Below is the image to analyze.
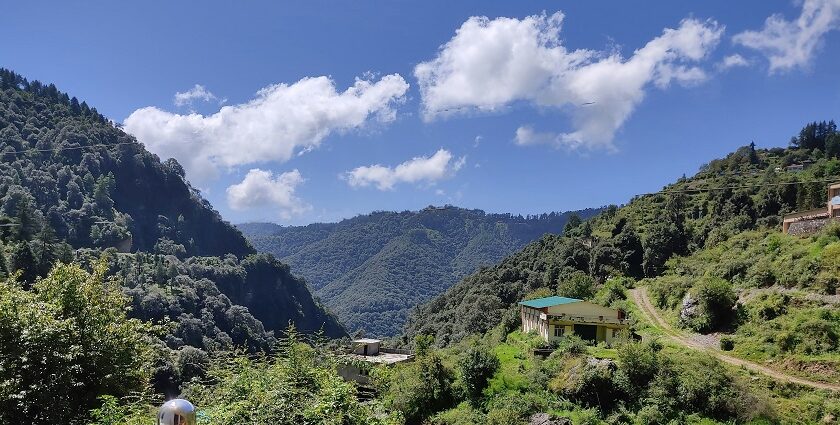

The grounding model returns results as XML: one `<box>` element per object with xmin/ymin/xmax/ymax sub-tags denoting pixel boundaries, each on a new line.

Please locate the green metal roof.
<box><xmin>518</xmin><ymin>296</ymin><xmax>582</xmax><ymax>308</ymax></box>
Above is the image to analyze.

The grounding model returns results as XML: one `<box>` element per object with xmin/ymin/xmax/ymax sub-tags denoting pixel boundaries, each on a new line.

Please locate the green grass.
<box><xmin>586</xmin><ymin>346</ymin><xmax>617</xmax><ymax>360</ymax></box>
<box><xmin>485</xmin><ymin>333</ymin><xmax>534</xmax><ymax>395</ymax></box>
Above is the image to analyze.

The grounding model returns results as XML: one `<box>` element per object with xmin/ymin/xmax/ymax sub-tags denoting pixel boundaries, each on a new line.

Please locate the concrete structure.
<box><xmin>828</xmin><ymin>183</ymin><xmax>840</xmax><ymax>218</ymax></box>
<box><xmin>338</xmin><ymin>339</ymin><xmax>414</xmax><ymax>385</ymax></box>
<box><xmin>782</xmin><ymin>182</ymin><xmax>840</xmax><ymax>234</ymax></box>
<box><xmin>520</xmin><ymin>296</ymin><xmax>629</xmax><ymax>345</ymax></box>
<box><xmin>351</xmin><ymin>338</ymin><xmax>381</xmax><ymax>356</ymax></box>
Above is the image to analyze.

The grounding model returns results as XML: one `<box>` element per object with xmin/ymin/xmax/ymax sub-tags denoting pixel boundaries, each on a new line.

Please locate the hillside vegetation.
<box><xmin>240</xmin><ymin>207</ymin><xmax>599</xmax><ymax>336</ymax></box>
<box><xmin>0</xmin><ymin>68</ymin><xmax>345</xmax><ymax>420</ymax></box>
<box><xmin>392</xmin><ymin>123</ymin><xmax>840</xmax><ymax>423</ymax></box>
<box><xmin>404</xmin><ymin>132</ymin><xmax>840</xmax><ymax>344</ymax></box>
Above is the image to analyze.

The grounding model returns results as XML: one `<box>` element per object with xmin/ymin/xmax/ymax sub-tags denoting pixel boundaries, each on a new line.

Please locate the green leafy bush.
<box><xmin>682</xmin><ymin>278</ymin><xmax>737</xmax><ymax>332</ymax></box>
<box><xmin>383</xmin><ymin>353</ymin><xmax>455</xmax><ymax>423</ymax></box>
<box><xmin>458</xmin><ymin>346</ymin><xmax>500</xmax><ymax>406</ymax></box>
<box><xmin>0</xmin><ymin>262</ymin><xmax>152</xmax><ymax>424</ymax></box>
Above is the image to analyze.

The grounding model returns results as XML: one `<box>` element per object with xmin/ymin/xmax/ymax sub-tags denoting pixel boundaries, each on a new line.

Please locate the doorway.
<box><xmin>573</xmin><ymin>324</ymin><xmax>597</xmax><ymax>342</ymax></box>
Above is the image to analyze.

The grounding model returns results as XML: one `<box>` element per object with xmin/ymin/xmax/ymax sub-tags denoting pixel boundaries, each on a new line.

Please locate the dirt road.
<box><xmin>628</xmin><ymin>287</ymin><xmax>840</xmax><ymax>392</ymax></box>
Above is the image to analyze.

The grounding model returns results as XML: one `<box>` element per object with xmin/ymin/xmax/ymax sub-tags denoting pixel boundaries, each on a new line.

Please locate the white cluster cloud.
<box><xmin>226</xmin><ymin>168</ymin><xmax>310</xmax><ymax>218</ymax></box>
<box><xmin>415</xmin><ymin>12</ymin><xmax>723</xmax><ymax>150</ymax></box>
<box><xmin>514</xmin><ymin>126</ymin><xmax>563</xmax><ymax>148</ymax></box>
<box><xmin>124</xmin><ymin>74</ymin><xmax>409</xmax><ymax>183</ymax></box>
<box><xmin>174</xmin><ymin>84</ymin><xmax>218</xmax><ymax>107</ymax></box>
<box><xmin>343</xmin><ymin>149</ymin><xmax>465</xmax><ymax>190</ymax></box>
<box><xmin>719</xmin><ymin>54</ymin><xmax>750</xmax><ymax>70</ymax></box>
<box><xmin>734</xmin><ymin>0</ymin><xmax>840</xmax><ymax>73</ymax></box>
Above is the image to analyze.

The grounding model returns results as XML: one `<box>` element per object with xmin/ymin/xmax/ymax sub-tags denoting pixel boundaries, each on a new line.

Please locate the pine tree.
<box><xmin>7</xmin><ymin>241</ymin><xmax>37</xmax><ymax>285</ymax></box>
<box><xmin>70</xmin><ymin>96</ymin><xmax>81</xmax><ymax>115</ymax></box>
<box><xmin>33</xmin><ymin>225</ymin><xmax>58</xmax><ymax>276</ymax></box>
<box><xmin>748</xmin><ymin>141</ymin><xmax>759</xmax><ymax>164</ymax></box>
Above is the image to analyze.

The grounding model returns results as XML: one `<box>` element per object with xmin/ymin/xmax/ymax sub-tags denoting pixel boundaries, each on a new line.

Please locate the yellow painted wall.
<box><xmin>525</xmin><ymin>304</ymin><xmax>628</xmax><ymax>345</ymax></box>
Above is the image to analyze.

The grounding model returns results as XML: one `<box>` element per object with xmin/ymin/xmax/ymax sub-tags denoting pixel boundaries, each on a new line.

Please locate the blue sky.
<box><xmin>3</xmin><ymin>1</ymin><xmax>840</xmax><ymax>225</ymax></box>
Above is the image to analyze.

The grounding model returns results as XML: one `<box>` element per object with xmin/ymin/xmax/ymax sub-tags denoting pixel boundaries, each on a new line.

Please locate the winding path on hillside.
<box><xmin>628</xmin><ymin>287</ymin><xmax>840</xmax><ymax>392</ymax></box>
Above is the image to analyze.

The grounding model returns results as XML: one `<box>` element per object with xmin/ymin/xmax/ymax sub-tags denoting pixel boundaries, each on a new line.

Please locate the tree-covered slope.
<box><xmin>0</xmin><ymin>69</ymin><xmax>344</xmax><ymax>352</ymax></box>
<box><xmin>240</xmin><ymin>207</ymin><xmax>600</xmax><ymax>336</ymax></box>
<box><xmin>404</xmin><ymin>122</ymin><xmax>840</xmax><ymax>346</ymax></box>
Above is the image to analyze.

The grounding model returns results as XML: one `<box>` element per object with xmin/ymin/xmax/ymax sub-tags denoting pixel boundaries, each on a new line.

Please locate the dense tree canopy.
<box><xmin>240</xmin><ymin>207</ymin><xmax>600</xmax><ymax>336</ymax></box>
<box><xmin>0</xmin><ymin>68</ymin><xmax>346</xmax><ymax>398</ymax></box>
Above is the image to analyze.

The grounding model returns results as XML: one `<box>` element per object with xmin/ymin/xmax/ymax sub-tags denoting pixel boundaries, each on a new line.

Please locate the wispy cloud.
<box><xmin>174</xmin><ymin>84</ymin><xmax>217</xmax><ymax>107</ymax></box>
<box><xmin>733</xmin><ymin>0</ymin><xmax>840</xmax><ymax>73</ymax></box>
<box><xmin>718</xmin><ymin>54</ymin><xmax>750</xmax><ymax>70</ymax></box>
<box><xmin>343</xmin><ymin>149</ymin><xmax>466</xmax><ymax>190</ymax></box>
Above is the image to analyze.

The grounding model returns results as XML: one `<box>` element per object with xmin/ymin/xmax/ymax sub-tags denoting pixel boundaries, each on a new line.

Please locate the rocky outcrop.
<box><xmin>529</xmin><ymin>413</ymin><xmax>572</xmax><ymax>425</ymax></box>
<box><xmin>679</xmin><ymin>292</ymin><xmax>700</xmax><ymax>326</ymax></box>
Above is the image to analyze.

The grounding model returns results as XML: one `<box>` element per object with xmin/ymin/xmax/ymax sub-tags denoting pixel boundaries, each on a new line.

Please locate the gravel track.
<box><xmin>629</xmin><ymin>287</ymin><xmax>840</xmax><ymax>392</ymax></box>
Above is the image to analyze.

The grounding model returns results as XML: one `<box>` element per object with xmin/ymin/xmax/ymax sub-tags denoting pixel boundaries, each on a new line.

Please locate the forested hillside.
<box><xmin>240</xmin><ymin>207</ymin><xmax>600</xmax><ymax>336</ymax></box>
<box><xmin>379</xmin><ymin>123</ymin><xmax>840</xmax><ymax>424</ymax></box>
<box><xmin>0</xmin><ymin>68</ymin><xmax>344</xmax><ymax>398</ymax></box>
<box><xmin>405</xmin><ymin>126</ymin><xmax>840</xmax><ymax>344</ymax></box>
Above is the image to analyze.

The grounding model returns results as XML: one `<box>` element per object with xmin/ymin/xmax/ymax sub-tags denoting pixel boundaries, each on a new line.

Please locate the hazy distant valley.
<box><xmin>239</xmin><ymin>207</ymin><xmax>601</xmax><ymax>336</ymax></box>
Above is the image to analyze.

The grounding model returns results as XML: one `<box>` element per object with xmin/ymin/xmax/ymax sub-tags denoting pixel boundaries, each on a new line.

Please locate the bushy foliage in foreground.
<box><xmin>377</xmin><ymin>351</ymin><xmax>456</xmax><ymax>424</ymax></box>
<box><xmin>458</xmin><ymin>345</ymin><xmax>500</xmax><ymax>406</ymax></box>
<box><xmin>385</xmin><ymin>331</ymin><xmax>793</xmax><ymax>425</ymax></box>
<box><xmin>0</xmin><ymin>262</ymin><xmax>153</xmax><ymax>424</ymax></box>
<box><xmin>96</xmin><ymin>327</ymin><xmax>397</xmax><ymax>425</ymax></box>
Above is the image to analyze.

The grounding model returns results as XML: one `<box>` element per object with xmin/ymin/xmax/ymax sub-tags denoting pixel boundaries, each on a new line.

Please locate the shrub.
<box><xmin>614</xmin><ymin>340</ymin><xmax>660</xmax><ymax>397</ymax></box>
<box><xmin>176</xmin><ymin>346</ymin><xmax>209</xmax><ymax>382</ymax></box>
<box><xmin>176</xmin><ymin>336</ymin><xmax>390</xmax><ymax>425</ymax></box>
<box><xmin>556</xmin><ymin>334</ymin><xmax>588</xmax><ymax>356</ymax></box>
<box><xmin>647</xmin><ymin>275</ymin><xmax>692</xmax><ymax>309</ymax></box>
<box><xmin>719</xmin><ymin>336</ymin><xmax>734</xmax><ymax>351</ymax></box>
<box><xmin>683</xmin><ymin>278</ymin><xmax>737</xmax><ymax>332</ymax></box>
<box><xmin>430</xmin><ymin>402</ymin><xmax>484</xmax><ymax>425</ymax></box>
<box><xmin>386</xmin><ymin>353</ymin><xmax>455</xmax><ymax>423</ymax></box>
<box><xmin>0</xmin><ymin>262</ymin><xmax>153</xmax><ymax>424</ymax></box>
<box><xmin>595</xmin><ymin>278</ymin><xmax>627</xmax><ymax>307</ymax></box>
<box><xmin>458</xmin><ymin>346</ymin><xmax>500</xmax><ymax>406</ymax></box>
<box><xmin>677</xmin><ymin>355</ymin><xmax>738</xmax><ymax>419</ymax></box>
<box><xmin>485</xmin><ymin>392</ymin><xmax>547</xmax><ymax>425</ymax></box>
<box><xmin>795</xmin><ymin>318</ymin><xmax>838</xmax><ymax>355</ymax></box>
<box><xmin>749</xmin><ymin>292</ymin><xmax>788</xmax><ymax>321</ymax></box>
<box><xmin>556</xmin><ymin>357</ymin><xmax>622</xmax><ymax>410</ymax></box>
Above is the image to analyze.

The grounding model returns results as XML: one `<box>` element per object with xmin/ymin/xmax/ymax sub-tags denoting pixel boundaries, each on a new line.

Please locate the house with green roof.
<box><xmin>519</xmin><ymin>296</ymin><xmax>628</xmax><ymax>344</ymax></box>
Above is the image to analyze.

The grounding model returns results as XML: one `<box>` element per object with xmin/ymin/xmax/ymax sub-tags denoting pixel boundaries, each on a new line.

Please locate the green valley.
<box><xmin>239</xmin><ymin>207</ymin><xmax>599</xmax><ymax>336</ymax></box>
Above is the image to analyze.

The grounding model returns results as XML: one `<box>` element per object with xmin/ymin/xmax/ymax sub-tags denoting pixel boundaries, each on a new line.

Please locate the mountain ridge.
<box><xmin>0</xmin><ymin>67</ymin><xmax>345</xmax><ymax>346</ymax></box>
<box><xmin>239</xmin><ymin>206</ymin><xmax>602</xmax><ymax>336</ymax></box>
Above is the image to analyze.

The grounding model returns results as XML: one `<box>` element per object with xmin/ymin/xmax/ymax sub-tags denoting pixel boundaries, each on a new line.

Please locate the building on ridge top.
<box><xmin>782</xmin><ymin>182</ymin><xmax>840</xmax><ymax>234</ymax></box>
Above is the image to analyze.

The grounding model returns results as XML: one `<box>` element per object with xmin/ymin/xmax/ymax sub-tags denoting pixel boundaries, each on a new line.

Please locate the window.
<box><xmin>554</xmin><ymin>326</ymin><xmax>564</xmax><ymax>337</ymax></box>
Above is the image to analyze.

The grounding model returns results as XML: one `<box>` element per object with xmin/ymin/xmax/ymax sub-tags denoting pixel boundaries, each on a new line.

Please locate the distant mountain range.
<box><xmin>239</xmin><ymin>206</ymin><xmax>602</xmax><ymax>336</ymax></box>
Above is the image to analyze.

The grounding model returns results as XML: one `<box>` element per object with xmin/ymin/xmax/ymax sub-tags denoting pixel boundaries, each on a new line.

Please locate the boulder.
<box><xmin>529</xmin><ymin>413</ymin><xmax>572</xmax><ymax>425</ymax></box>
<box><xmin>679</xmin><ymin>292</ymin><xmax>700</xmax><ymax>325</ymax></box>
